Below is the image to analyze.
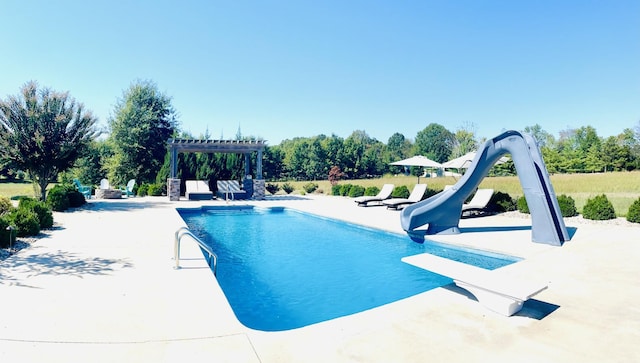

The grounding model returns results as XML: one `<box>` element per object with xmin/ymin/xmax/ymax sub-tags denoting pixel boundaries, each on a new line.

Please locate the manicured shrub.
<box><xmin>281</xmin><ymin>183</ymin><xmax>294</xmax><ymax>194</ymax></box>
<box><xmin>67</xmin><ymin>189</ymin><xmax>86</xmax><ymax>208</ymax></box>
<box><xmin>364</xmin><ymin>186</ymin><xmax>380</xmax><ymax>197</ymax></box>
<box><xmin>339</xmin><ymin>184</ymin><xmax>353</xmax><ymax>196</ymax></box>
<box><xmin>0</xmin><ymin>196</ymin><xmax>15</xmax><ymax>216</ymax></box>
<box><xmin>517</xmin><ymin>196</ymin><xmax>530</xmax><ymax>214</ymax></box>
<box><xmin>137</xmin><ymin>183</ymin><xmax>149</xmax><ymax>196</ymax></box>
<box><xmin>392</xmin><ymin>185</ymin><xmax>410</xmax><ymax>199</ymax></box>
<box><xmin>9</xmin><ymin>208</ymin><xmax>40</xmax><ymax>237</ymax></box>
<box><xmin>557</xmin><ymin>194</ymin><xmax>578</xmax><ymax>217</ymax></box>
<box><xmin>19</xmin><ymin>198</ymin><xmax>54</xmax><ymax>229</ymax></box>
<box><xmin>147</xmin><ymin>183</ymin><xmax>163</xmax><ymax>196</ymax></box>
<box><xmin>265</xmin><ymin>183</ymin><xmax>280</xmax><ymax>195</ymax></box>
<box><xmin>582</xmin><ymin>194</ymin><xmax>616</xmax><ymax>220</ymax></box>
<box><xmin>331</xmin><ymin>184</ymin><xmax>342</xmax><ymax>196</ymax></box>
<box><xmin>489</xmin><ymin>191</ymin><xmax>515</xmax><ymax>213</ymax></box>
<box><xmin>47</xmin><ymin>185</ymin><xmax>70</xmax><ymax>211</ymax></box>
<box><xmin>303</xmin><ymin>182</ymin><xmax>319</xmax><ymax>194</ymax></box>
<box><xmin>348</xmin><ymin>185</ymin><xmax>365</xmax><ymax>198</ymax></box>
<box><xmin>626</xmin><ymin>198</ymin><xmax>640</xmax><ymax>224</ymax></box>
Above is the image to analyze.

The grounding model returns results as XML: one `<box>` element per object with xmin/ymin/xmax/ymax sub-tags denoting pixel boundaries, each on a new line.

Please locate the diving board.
<box><xmin>402</xmin><ymin>253</ymin><xmax>548</xmax><ymax>316</ymax></box>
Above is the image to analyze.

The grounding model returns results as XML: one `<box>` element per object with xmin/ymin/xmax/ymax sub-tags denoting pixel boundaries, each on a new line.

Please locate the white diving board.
<box><xmin>402</xmin><ymin>253</ymin><xmax>548</xmax><ymax>316</ymax></box>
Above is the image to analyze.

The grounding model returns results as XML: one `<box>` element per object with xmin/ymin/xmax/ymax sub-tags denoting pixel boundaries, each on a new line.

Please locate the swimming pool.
<box><xmin>178</xmin><ymin>206</ymin><xmax>519</xmax><ymax>331</ymax></box>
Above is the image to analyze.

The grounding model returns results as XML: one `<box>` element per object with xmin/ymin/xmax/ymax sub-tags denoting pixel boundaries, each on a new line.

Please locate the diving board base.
<box><xmin>402</xmin><ymin>253</ymin><xmax>548</xmax><ymax>316</ymax></box>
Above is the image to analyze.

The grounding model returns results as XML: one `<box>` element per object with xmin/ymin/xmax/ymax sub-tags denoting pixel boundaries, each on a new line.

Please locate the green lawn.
<box><xmin>0</xmin><ymin>180</ymin><xmax>37</xmax><ymax>199</ymax></box>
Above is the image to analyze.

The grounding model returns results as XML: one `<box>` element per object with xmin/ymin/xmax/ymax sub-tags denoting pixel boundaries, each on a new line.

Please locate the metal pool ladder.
<box><xmin>174</xmin><ymin>227</ymin><xmax>218</xmax><ymax>276</ymax></box>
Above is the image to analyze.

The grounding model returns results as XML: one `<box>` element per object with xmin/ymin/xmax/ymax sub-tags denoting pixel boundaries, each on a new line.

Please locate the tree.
<box><xmin>107</xmin><ymin>80</ymin><xmax>178</xmax><ymax>185</ymax></box>
<box><xmin>0</xmin><ymin>81</ymin><xmax>98</xmax><ymax>200</ymax></box>
<box><xmin>414</xmin><ymin>123</ymin><xmax>455</xmax><ymax>163</ymax></box>
<box><xmin>451</xmin><ymin>124</ymin><xmax>478</xmax><ymax>158</ymax></box>
<box><xmin>523</xmin><ymin>124</ymin><xmax>554</xmax><ymax>148</ymax></box>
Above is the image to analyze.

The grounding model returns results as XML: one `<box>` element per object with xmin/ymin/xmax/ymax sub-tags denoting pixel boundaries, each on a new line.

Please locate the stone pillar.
<box><xmin>167</xmin><ymin>178</ymin><xmax>181</xmax><ymax>201</ymax></box>
<box><xmin>253</xmin><ymin>179</ymin><xmax>265</xmax><ymax>200</ymax></box>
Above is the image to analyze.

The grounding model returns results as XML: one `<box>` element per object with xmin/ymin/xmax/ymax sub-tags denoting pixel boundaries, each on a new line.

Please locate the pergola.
<box><xmin>166</xmin><ymin>138</ymin><xmax>266</xmax><ymax>200</ymax></box>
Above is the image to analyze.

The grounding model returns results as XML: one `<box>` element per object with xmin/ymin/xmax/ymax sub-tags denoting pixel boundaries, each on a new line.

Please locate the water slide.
<box><xmin>400</xmin><ymin>130</ymin><xmax>570</xmax><ymax>246</ymax></box>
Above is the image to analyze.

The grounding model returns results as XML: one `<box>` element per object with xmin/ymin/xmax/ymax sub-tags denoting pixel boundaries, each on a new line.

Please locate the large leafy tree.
<box><xmin>414</xmin><ymin>123</ymin><xmax>455</xmax><ymax>163</ymax></box>
<box><xmin>108</xmin><ymin>80</ymin><xmax>178</xmax><ymax>185</ymax></box>
<box><xmin>0</xmin><ymin>81</ymin><xmax>98</xmax><ymax>200</ymax></box>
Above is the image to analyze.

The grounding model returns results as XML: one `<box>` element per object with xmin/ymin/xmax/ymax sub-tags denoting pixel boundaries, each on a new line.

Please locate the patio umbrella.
<box><xmin>390</xmin><ymin>155</ymin><xmax>443</xmax><ymax>168</ymax></box>
<box><xmin>390</xmin><ymin>155</ymin><xmax>442</xmax><ymax>182</ymax></box>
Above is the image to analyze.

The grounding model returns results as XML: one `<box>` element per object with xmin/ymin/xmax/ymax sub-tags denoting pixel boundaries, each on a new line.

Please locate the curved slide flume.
<box><xmin>400</xmin><ymin>130</ymin><xmax>570</xmax><ymax>246</ymax></box>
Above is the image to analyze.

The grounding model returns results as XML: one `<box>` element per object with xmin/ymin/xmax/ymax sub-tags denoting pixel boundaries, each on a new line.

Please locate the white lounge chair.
<box><xmin>216</xmin><ymin>180</ymin><xmax>247</xmax><ymax>200</ymax></box>
<box><xmin>354</xmin><ymin>184</ymin><xmax>395</xmax><ymax>207</ymax></box>
<box><xmin>185</xmin><ymin>180</ymin><xmax>214</xmax><ymax>200</ymax></box>
<box><xmin>402</xmin><ymin>253</ymin><xmax>548</xmax><ymax>316</ymax></box>
<box><xmin>383</xmin><ymin>184</ymin><xmax>428</xmax><ymax>210</ymax></box>
<box><xmin>462</xmin><ymin>188</ymin><xmax>494</xmax><ymax>215</ymax></box>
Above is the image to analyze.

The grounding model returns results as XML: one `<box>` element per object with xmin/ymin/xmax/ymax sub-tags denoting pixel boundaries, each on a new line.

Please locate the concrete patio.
<box><xmin>0</xmin><ymin>195</ymin><xmax>638</xmax><ymax>362</ymax></box>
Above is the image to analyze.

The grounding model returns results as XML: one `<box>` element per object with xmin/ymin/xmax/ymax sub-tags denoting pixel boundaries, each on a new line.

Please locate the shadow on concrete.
<box><xmin>261</xmin><ymin>195</ymin><xmax>311</xmax><ymax>201</ymax></box>
<box><xmin>65</xmin><ymin>198</ymin><xmax>175</xmax><ymax>213</ymax></box>
<box><xmin>0</xmin><ymin>251</ymin><xmax>133</xmax><ymax>287</ymax></box>
<box><xmin>442</xmin><ymin>283</ymin><xmax>559</xmax><ymax>320</ymax></box>
<box><xmin>458</xmin><ymin>225</ymin><xmax>532</xmax><ymax>233</ymax></box>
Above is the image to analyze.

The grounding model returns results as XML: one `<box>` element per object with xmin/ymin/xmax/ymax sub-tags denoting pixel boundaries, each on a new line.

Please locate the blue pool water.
<box><xmin>178</xmin><ymin>206</ymin><xmax>519</xmax><ymax>331</ymax></box>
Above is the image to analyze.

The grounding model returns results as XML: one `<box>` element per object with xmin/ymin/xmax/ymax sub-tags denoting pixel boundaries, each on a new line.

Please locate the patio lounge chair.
<box><xmin>354</xmin><ymin>184</ymin><xmax>395</xmax><ymax>207</ymax></box>
<box><xmin>461</xmin><ymin>188</ymin><xmax>494</xmax><ymax>215</ymax></box>
<box><xmin>216</xmin><ymin>180</ymin><xmax>247</xmax><ymax>200</ymax></box>
<box><xmin>185</xmin><ymin>180</ymin><xmax>214</xmax><ymax>200</ymax></box>
<box><xmin>73</xmin><ymin>179</ymin><xmax>92</xmax><ymax>199</ymax></box>
<box><xmin>383</xmin><ymin>184</ymin><xmax>428</xmax><ymax>210</ymax></box>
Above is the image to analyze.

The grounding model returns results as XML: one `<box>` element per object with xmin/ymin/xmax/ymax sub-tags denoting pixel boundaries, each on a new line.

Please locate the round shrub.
<box><xmin>67</xmin><ymin>189</ymin><xmax>86</xmax><ymax>208</ymax></box>
<box><xmin>331</xmin><ymin>184</ymin><xmax>342</xmax><ymax>196</ymax></box>
<box><xmin>266</xmin><ymin>183</ymin><xmax>280</xmax><ymax>195</ymax></box>
<box><xmin>9</xmin><ymin>208</ymin><xmax>40</xmax><ymax>237</ymax></box>
<box><xmin>557</xmin><ymin>194</ymin><xmax>578</xmax><ymax>217</ymax></box>
<box><xmin>47</xmin><ymin>185</ymin><xmax>70</xmax><ymax>211</ymax></box>
<box><xmin>626</xmin><ymin>198</ymin><xmax>640</xmax><ymax>223</ymax></box>
<box><xmin>137</xmin><ymin>183</ymin><xmax>149</xmax><ymax>196</ymax></box>
<box><xmin>303</xmin><ymin>182</ymin><xmax>318</xmax><ymax>194</ymax></box>
<box><xmin>147</xmin><ymin>183</ymin><xmax>163</xmax><ymax>196</ymax></box>
<box><xmin>392</xmin><ymin>185</ymin><xmax>410</xmax><ymax>199</ymax></box>
<box><xmin>0</xmin><ymin>196</ymin><xmax>15</xmax><ymax>216</ymax></box>
<box><xmin>19</xmin><ymin>197</ymin><xmax>54</xmax><ymax>229</ymax></box>
<box><xmin>364</xmin><ymin>186</ymin><xmax>380</xmax><ymax>197</ymax></box>
<box><xmin>582</xmin><ymin>194</ymin><xmax>616</xmax><ymax>220</ymax></box>
<box><xmin>489</xmin><ymin>191</ymin><xmax>515</xmax><ymax>213</ymax></box>
<box><xmin>281</xmin><ymin>183</ymin><xmax>294</xmax><ymax>194</ymax></box>
<box><xmin>517</xmin><ymin>196</ymin><xmax>529</xmax><ymax>214</ymax></box>
<box><xmin>338</xmin><ymin>184</ymin><xmax>353</xmax><ymax>196</ymax></box>
<box><xmin>348</xmin><ymin>185</ymin><xmax>365</xmax><ymax>198</ymax></box>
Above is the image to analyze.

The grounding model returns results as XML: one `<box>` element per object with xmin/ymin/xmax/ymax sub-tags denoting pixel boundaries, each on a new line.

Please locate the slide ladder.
<box><xmin>400</xmin><ymin>130</ymin><xmax>569</xmax><ymax>246</ymax></box>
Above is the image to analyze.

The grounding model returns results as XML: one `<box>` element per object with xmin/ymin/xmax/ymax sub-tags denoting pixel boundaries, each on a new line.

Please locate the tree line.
<box><xmin>1</xmin><ymin>80</ymin><xmax>639</xmax><ymax>200</ymax></box>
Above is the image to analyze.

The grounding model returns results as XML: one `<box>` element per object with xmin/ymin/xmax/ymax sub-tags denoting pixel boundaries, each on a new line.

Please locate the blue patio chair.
<box><xmin>121</xmin><ymin>179</ymin><xmax>136</xmax><ymax>197</ymax></box>
<box><xmin>73</xmin><ymin>179</ymin><xmax>92</xmax><ymax>199</ymax></box>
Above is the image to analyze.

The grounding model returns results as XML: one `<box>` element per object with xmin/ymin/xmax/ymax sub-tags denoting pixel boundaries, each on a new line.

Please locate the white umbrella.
<box><xmin>390</xmin><ymin>155</ymin><xmax>442</xmax><ymax>168</ymax></box>
<box><xmin>390</xmin><ymin>155</ymin><xmax>442</xmax><ymax>182</ymax></box>
<box><xmin>442</xmin><ymin>151</ymin><xmax>509</xmax><ymax>169</ymax></box>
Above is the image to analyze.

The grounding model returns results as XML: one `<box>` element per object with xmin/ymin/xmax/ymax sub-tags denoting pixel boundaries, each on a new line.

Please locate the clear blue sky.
<box><xmin>2</xmin><ymin>0</ymin><xmax>638</xmax><ymax>145</ymax></box>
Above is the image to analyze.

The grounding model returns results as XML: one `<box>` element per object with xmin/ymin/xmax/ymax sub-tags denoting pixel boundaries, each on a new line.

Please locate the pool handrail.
<box><xmin>174</xmin><ymin>226</ymin><xmax>218</xmax><ymax>275</ymax></box>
